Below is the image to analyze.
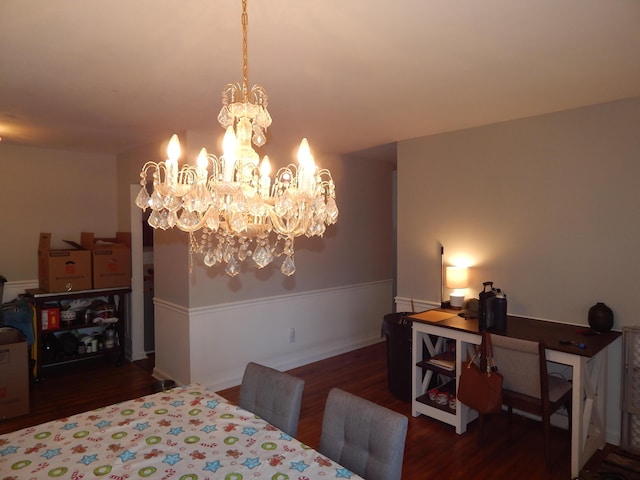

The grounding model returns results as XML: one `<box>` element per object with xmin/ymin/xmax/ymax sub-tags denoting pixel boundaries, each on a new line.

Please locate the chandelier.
<box><xmin>135</xmin><ymin>0</ymin><xmax>338</xmax><ymax>277</ymax></box>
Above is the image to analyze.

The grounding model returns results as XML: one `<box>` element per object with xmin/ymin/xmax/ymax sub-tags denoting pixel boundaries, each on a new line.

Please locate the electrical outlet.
<box><xmin>289</xmin><ymin>327</ymin><xmax>295</xmax><ymax>343</ymax></box>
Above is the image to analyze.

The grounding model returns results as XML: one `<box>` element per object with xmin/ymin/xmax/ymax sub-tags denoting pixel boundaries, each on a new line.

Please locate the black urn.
<box><xmin>588</xmin><ymin>302</ymin><xmax>614</xmax><ymax>333</ymax></box>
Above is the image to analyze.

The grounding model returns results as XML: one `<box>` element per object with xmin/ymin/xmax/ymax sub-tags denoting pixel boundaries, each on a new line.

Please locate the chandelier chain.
<box><xmin>241</xmin><ymin>0</ymin><xmax>249</xmax><ymax>102</ymax></box>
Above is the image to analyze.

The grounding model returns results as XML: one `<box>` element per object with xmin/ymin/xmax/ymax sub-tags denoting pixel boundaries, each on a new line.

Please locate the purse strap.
<box><xmin>465</xmin><ymin>349</ymin><xmax>482</xmax><ymax>368</ymax></box>
<box><xmin>483</xmin><ymin>331</ymin><xmax>498</xmax><ymax>373</ymax></box>
<box><xmin>466</xmin><ymin>333</ymin><xmax>500</xmax><ymax>373</ymax></box>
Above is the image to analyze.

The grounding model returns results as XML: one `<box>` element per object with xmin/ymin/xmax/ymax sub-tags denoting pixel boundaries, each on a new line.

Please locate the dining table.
<box><xmin>0</xmin><ymin>383</ymin><xmax>363</xmax><ymax>480</ymax></box>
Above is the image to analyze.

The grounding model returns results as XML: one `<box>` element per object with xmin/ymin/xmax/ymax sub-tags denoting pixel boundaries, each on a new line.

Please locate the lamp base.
<box><xmin>449</xmin><ymin>293</ymin><xmax>464</xmax><ymax>310</ymax></box>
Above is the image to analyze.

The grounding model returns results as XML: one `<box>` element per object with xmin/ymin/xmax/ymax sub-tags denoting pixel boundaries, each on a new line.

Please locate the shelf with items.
<box><xmin>40</xmin><ymin>324</ymin><xmax>121</xmax><ymax>367</ymax></box>
<box><xmin>26</xmin><ymin>287</ymin><xmax>130</xmax><ymax>380</ymax></box>
<box><xmin>416</xmin><ymin>380</ymin><xmax>457</xmax><ymax>414</ymax></box>
<box><xmin>417</xmin><ymin>350</ymin><xmax>456</xmax><ymax>377</ymax></box>
<box><xmin>411</xmin><ymin>314</ymin><xmax>482</xmax><ymax>434</ymax></box>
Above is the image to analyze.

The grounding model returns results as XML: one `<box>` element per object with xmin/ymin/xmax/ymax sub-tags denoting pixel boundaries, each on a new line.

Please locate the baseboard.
<box><xmin>204</xmin><ymin>336</ymin><xmax>385</xmax><ymax>393</ymax></box>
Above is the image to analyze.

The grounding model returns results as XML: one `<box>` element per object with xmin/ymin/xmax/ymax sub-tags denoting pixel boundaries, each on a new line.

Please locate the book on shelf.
<box><xmin>426</xmin><ymin>352</ymin><xmax>455</xmax><ymax>371</ymax></box>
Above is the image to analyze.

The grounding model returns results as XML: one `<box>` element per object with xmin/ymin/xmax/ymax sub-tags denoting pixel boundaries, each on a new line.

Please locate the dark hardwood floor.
<box><xmin>0</xmin><ymin>342</ymin><xmax>623</xmax><ymax>479</ymax></box>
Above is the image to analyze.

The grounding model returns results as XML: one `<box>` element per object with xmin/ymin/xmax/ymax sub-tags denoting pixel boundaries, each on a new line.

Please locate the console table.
<box><xmin>409</xmin><ymin>309</ymin><xmax>621</xmax><ymax>478</ymax></box>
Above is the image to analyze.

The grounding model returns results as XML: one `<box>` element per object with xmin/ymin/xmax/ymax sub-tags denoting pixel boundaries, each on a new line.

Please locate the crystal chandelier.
<box><xmin>135</xmin><ymin>0</ymin><xmax>338</xmax><ymax>277</ymax></box>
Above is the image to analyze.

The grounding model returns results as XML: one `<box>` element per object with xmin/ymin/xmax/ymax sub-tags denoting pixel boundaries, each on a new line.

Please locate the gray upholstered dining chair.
<box><xmin>319</xmin><ymin>388</ymin><xmax>408</xmax><ymax>480</ymax></box>
<box><xmin>238</xmin><ymin>362</ymin><xmax>305</xmax><ymax>437</ymax></box>
<box><xmin>483</xmin><ymin>334</ymin><xmax>573</xmax><ymax>472</ymax></box>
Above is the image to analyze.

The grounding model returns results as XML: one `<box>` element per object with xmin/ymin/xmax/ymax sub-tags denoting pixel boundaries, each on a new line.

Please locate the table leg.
<box><xmin>569</xmin><ymin>347</ymin><xmax>608</xmax><ymax>477</ymax></box>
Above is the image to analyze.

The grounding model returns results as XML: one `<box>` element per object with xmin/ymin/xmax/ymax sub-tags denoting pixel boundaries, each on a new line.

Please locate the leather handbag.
<box><xmin>457</xmin><ymin>332</ymin><xmax>503</xmax><ymax>414</ymax></box>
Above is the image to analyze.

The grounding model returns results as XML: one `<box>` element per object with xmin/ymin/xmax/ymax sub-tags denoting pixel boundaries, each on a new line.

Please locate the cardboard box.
<box><xmin>0</xmin><ymin>327</ymin><xmax>29</xmax><ymax>420</ymax></box>
<box><xmin>42</xmin><ymin>306</ymin><xmax>60</xmax><ymax>331</ymax></box>
<box><xmin>38</xmin><ymin>233</ymin><xmax>92</xmax><ymax>292</ymax></box>
<box><xmin>81</xmin><ymin>232</ymin><xmax>132</xmax><ymax>289</ymax></box>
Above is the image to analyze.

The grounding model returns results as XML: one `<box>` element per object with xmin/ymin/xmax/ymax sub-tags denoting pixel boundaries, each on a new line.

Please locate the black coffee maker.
<box><xmin>479</xmin><ymin>281</ymin><xmax>507</xmax><ymax>333</ymax></box>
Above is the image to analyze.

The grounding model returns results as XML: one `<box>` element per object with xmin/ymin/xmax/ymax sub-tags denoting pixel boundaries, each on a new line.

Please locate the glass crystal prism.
<box><xmin>204</xmin><ymin>252</ymin><xmax>216</xmax><ymax>267</ymax></box>
<box><xmin>253</xmin><ymin>244</ymin><xmax>274</xmax><ymax>268</ymax></box>
<box><xmin>225</xmin><ymin>257</ymin><xmax>240</xmax><ymax>277</ymax></box>
<box><xmin>280</xmin><ymin>255</ymin><xmax>296</xmax><ymax>276</ymax></box>
<box><xmin>135</xmin><ymin>188</ymin><xmax>151</xmax><ymax>209</ymax></box>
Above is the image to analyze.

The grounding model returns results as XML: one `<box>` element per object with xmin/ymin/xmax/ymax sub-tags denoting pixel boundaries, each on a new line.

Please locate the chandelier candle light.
<box><xmin>136</xmin><ymin>0</ymin><xmax>338</xmax><ymax>277</ymax></box>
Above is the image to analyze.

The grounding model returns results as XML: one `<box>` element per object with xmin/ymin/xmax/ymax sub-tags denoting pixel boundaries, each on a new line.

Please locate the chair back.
<box><xmin>490</xmin><ymin>334</ymin><xmax>543</xmax><ymax>399</ymax></box>
<box><xmin>319</xmin><ymin>388</ymin><xmax>408</xmax><ymax>480</ymax></box>
<box><xmin>487</xmin><ymin>334</ymin><xmax>572</xmax><ymax>472</ymax></box>
<box><xmin>239</xmin><ymin>362</ymin><xmax>305</xmax><ymax>437</ymax></box>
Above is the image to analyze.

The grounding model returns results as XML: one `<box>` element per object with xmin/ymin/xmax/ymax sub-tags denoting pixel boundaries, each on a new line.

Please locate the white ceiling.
<box><xmin>1</xmin><ymin>0</ymin><xmax>639</xmax><ymax>159</ymax></box>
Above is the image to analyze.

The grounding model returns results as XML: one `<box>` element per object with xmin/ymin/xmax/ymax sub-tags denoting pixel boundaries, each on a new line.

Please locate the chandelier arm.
<box><xmin>139</xmin><ymin>161</ymin><xmax>161</xmax><ymax>182</ymax></box>
<box><xmin>217</xmin><ymin>216</ymin><xmax>234</xmax><ymax>234</ymax></box>
<box><xmin>140</xmin><ymin>161</ymin><xmax>168</xmax><ymax>185</ymax></box>
<box><xmin>267</xmin><ymin>206</ymin><xmax>308</xmax><ymax>237</ymax></box>
<box><xmin>173</xmin><ymin>209</ymin><xmax>212</xmax><ymax>233</ymax></box>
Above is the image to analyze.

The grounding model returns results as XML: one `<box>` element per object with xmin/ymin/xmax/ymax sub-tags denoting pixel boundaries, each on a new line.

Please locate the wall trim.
<box><xmin>154</xmin><ymin>297</ymin><xmax>189</xmax><ymax>315</ymax></box>
<box><xmin>190</xmin><ymin>279</ymin><xmax>393</xmax><ymax>315</ymax></box>
<box><xmin>394</xmin><ymin>296</ymin><xmax>438</xmax><ymax>313</ymax></box>
<box><xmin>2</xmin><ymin>280</ymin><xmax>39</xmax><ymax>303</ymax></box>
<box><xmin>395</xmin><ymin>295</ymin><xmax>622</xmax><ymax>330</ymax></box>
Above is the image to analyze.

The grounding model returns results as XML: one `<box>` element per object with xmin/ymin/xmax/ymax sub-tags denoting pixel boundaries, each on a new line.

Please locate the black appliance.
<box><xmin>479</xmin><ymin>281</ymin><xmax>507</xmax><ymax>333</ymax></box>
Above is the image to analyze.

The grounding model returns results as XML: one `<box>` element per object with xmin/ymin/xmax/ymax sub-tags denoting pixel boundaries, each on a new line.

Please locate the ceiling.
<box><xmin>1</xmin><ymin>0</ymin><xmax>639</xmax><ymax>160</ymax></box>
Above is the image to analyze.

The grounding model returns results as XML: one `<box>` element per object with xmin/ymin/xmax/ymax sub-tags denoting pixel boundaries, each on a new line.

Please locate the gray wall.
<box><xmin>397</xmin><ymin>97</ymin><xmax>640</xmax><ymax>328</ymax></box>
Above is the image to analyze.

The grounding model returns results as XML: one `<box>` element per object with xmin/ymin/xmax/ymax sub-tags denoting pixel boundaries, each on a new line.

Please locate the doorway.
<box><xmin>128</xmin><ymin>185</ymin><xmax>152</xmax><ymax>362</ymax></box>
<box><xmin>142</xmin><ymin>208</ymin><xmax>154</xmax><ymax>353</ymax></box>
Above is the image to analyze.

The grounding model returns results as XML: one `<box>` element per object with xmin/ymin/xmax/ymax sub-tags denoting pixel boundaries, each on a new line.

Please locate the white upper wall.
<box><xmin>397</xmin><ymin>97</ymin><xmax>640</xmax><ymax>329</ymax></box>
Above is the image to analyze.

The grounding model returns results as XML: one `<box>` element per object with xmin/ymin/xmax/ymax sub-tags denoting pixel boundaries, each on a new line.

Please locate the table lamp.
<box><xmin>446</xmin><ymin>266</ymin><xmax>468</xmax><ymax>309</ymax></box>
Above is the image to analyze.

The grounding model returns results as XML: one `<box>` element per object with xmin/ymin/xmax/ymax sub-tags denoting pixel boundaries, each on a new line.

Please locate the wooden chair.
<box><xmin>480</xmin><ymin>334</ymin><xmax>572</xmax><ymax>471</ymax></box>
<box><xmin>239</xmin><ymin>362</ymin><xmax>305</xmax><ymax>437</ymax></box>
<box><xmin>319</xmin><ymin>388</ymin><xmax>408</xmax><ymax>480</ymax></box>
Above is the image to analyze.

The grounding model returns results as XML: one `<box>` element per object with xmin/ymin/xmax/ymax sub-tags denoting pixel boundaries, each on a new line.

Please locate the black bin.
<box><xmin>381</xmin><ymin>312</ymin><xmax>413</xmax><ymax>401</ymax></box>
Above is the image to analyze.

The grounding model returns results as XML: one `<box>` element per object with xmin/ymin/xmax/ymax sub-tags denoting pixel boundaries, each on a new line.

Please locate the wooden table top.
<box><xmin>409</xmin><ymin>309</ymin><xmax>621</xmax><ymax>358</ymax></box>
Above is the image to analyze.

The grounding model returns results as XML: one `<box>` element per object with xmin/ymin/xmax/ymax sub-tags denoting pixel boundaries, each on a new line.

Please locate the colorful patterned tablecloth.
<box><xmin>0</xmin><ymin>384</ymin><xmax>362</xmax><ymax>480</ymax></box>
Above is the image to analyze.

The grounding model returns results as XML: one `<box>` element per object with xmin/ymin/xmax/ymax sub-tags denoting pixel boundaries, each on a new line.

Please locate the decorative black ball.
<box><xmin>588</xmin><ymin>302</ymin><xmax>613</xmax><ymax>333</ymax></box>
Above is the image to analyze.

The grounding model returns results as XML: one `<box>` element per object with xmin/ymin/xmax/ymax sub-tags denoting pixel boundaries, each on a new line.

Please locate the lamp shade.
<box><xmin>446</xmin><ymin>266</ymin><xmax>468</xmax><ymax>289</ymax></box>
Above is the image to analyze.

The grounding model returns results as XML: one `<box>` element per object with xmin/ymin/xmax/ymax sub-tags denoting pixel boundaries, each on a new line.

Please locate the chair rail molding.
<box><xmin>395</xmin><ymin>296</ymin><xmax>438</xmax><ymax>313</ymax></box>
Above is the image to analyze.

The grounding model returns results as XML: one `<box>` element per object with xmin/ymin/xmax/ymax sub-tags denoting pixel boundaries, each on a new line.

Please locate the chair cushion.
<box><xmin>548</xmin><ymin>374</ymin><xmax>572</xmax><ymax>403</ymax></box>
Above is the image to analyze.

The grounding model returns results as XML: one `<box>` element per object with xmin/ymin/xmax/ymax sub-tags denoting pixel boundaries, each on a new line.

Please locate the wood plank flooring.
<box><xmin>0</xmin><ymin>341</ymin><xmax>619</xmax><ymax>479</ymax></box>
